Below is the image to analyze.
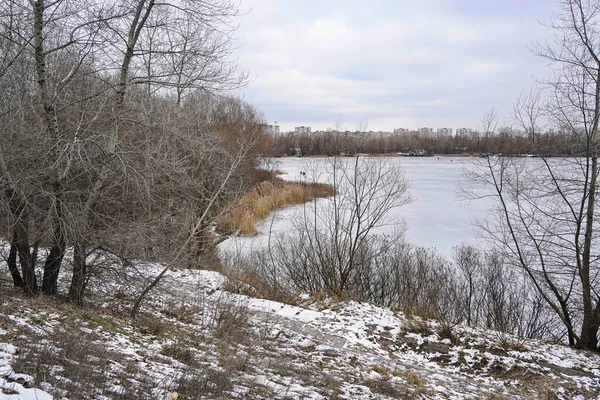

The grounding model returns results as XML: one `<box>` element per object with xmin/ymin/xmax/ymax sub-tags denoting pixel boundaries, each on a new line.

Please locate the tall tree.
<box><xmin>467</xmin><ymin>0</ymin><xmax>600</xmax><ymax>350</ymax></box>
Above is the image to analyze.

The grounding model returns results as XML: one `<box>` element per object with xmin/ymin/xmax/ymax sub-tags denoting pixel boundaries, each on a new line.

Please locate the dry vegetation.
<box><xmin>217</xmin><ymin>176</ymin><xmax>334</xmax><ymax>235</ymax></box>
<box><xmin>2</xmin><ymin>265</ymin><xmax>598</xmax><ymax>400</ymax></box>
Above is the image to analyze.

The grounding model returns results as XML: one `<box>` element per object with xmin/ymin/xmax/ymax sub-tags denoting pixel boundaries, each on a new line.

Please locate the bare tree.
<box><xmin>0</xmin><ymin>0</ymin><xmax>92</xmax><ymax>294</ymax></box>
<box><xmin>465</xmin><ymin>0</ymin><xmax>600</xmax><ymax>351</ymax></box>
<box><xmin>0</xmin><ymin>0</ymin><xmax>254</xmax><ymax>304</ymax></box>
<box><xmin>256</xmin><ymin>157</ymin><xmax>411</xmax><ymax>296</ymax></box>
<box><xmin>454</xmin><ymin>244</ymin><xmax>482</xmax><ymax>327</ymax></box>
<box><xmin>67</xmin><ymin>0</ymin><xmax>245</xmax><ymax>303</ymax></box>
<box><xmin>481</xmin><ymin>109</ymin><xmax>499</xmax><ymax>140</ymax></box>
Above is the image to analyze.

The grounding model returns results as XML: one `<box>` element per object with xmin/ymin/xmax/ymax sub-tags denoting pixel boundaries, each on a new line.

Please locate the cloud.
<box><xmin>235</xmin><ymin>0</ymin><xmax>555</xmax><ymax>131</ymax></box>
<box><xmin>463</xmin><ymin>60</ymin><xmax>500</xmax><ymax>74</ymax></box>
<box><xmin>308</xmin><ymin>18</ymin><xmax>352</xmax><ymax>45</ymax></box>
<box><xmin>441</xmin><ymin>23</ymin><xmax>480</xmax><ymax>43</ymax></box>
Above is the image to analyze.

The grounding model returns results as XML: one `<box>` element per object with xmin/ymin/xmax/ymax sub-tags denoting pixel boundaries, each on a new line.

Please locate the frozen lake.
<box><xmin>220</xmin><ymin>156</ymin><xmax>493</xmax><ymax>258</ymax></box>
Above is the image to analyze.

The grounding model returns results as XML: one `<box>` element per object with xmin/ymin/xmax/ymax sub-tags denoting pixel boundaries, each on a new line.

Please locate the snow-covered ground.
<box><xmin>220</xmin><ymin>156</ymin><xmax>492</xmax><ymax>259</ymax></box>
<box><xmin>1</xmin><ymin>335</ymin><xmax>52</xmax><ymax>399</ymax></box>
<box><xmin>1</xmin><ymin>260</ymin><xmax>599</xmax><ymax>399</ymax></box>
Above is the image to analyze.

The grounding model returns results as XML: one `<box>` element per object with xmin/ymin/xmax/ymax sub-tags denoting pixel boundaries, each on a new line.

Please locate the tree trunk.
<box><xmin>7</xmin><ymin>240</ymin><xmax>23</xmax><ymax>287</ymax></box>
<box><xmin>131</xmin><ymin>263</ymin><xmax>169</xmax><ymax>318</ymax></box>
<box><xmin>1</xmin><ymin>148</ymin><xmax>35</xmax><ymax>293</ymax></box>
<box><xmin>578</xmin><ymin>66</ymin><xmax>600</xmax><ymax>351</ymax></box>
<box><xmin>41</xmin><ymin>201</ymin><xmax>66</xmax><ymax>295</ymax></box>
<box><xmin>14</xmin><ymin>218</ymin><xmax>37</xmax><ymax>295</ymax></box>
<box><xmin>578</xmin><ymin>312</ymin><xmax>599</xmax><ymax>351</ymax></box>
<box><xmin>68</xmin><ymin>242</ymin><xmax>87</xmax><ymax>304</ymax></box>
<box><xmin>42</xmin><ymin>240</ymin><xmax>66</xmax><ymax>295</ymax></box>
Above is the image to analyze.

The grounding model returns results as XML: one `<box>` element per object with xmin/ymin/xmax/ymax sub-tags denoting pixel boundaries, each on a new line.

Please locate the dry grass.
<box><xmin>217</xmin><ymin>177</ymin><xmax>334</xmax><ymax>236</ymax></box>
<box><xmin>394</xmin><ymin>370</ymin><xmax>426</xmax><ymax>388</ymax></box>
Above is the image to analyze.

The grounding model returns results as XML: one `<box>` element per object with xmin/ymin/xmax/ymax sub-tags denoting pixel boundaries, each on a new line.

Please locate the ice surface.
<box><xmin>222</xmin><ymin>156</ymin><xmax>493</xmax><ymax>257</ymax></box>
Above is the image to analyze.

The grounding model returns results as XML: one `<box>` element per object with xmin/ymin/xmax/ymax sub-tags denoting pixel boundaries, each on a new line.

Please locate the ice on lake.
<box><xmin>220</xmin><ymin>156</ymin><xmax>493</xmax><ymax>259</ymax></box>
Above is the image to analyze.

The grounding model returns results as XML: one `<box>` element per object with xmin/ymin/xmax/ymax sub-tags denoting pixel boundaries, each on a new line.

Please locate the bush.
<box><xmin>233</xmin><ymin>237</ymin><xmax>559</xmax><ymax>342</ymax></box>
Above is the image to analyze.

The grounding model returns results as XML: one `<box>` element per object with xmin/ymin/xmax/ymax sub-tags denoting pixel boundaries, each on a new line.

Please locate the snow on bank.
<box><xmin>2</xmin><ymin>263</ymin><xmax>600</xmax><ymax>399</ymax></box>
<box><xmin>129</xmin><ymin>267</ymin><xmax>600</xmax><ymax>398</ymax></box>
<box><xmin>1</xmin><ymin>334</ymin><xmax>52</xmax><ymax>400</ymax></box>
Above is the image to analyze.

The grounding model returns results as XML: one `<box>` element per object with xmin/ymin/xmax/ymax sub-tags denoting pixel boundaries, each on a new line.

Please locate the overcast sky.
<box><xmin>235</xmin><ymin>0</ymin><xmax>559</xmax><ymax>132</ymax></box>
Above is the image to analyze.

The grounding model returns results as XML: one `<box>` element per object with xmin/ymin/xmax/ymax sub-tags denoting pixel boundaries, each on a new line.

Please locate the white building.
<box><xmin>437</xmin><ymin>128</ymin><xmax>453</xmax><ymax>135</ymax></box>
<box><xmin>393</xmin><ymin>128</ymin><xmax>409</xmax><ymax>133</ymax></box>
<box><xmin>263</xmin><ymin>123</ymin><xmax>280</xmax><ymax>136</ymax></box>
<box><xmin>294</xmin><ymin>126</ymin><xmax>312</xmax><ymax>133</ymax></box>
<box><xmin>456</xmin><ymin>128</ymin><xmax>472</xmax><ymax>136</ymax></box>
<box><xmin>418</xmin><ymin>127</ymin><xmax>433</xmax><ymax>133</ymax></box>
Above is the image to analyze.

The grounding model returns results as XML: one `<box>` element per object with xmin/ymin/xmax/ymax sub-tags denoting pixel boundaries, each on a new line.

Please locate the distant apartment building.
<box><xmin>498</xmin><ymin>127</ymin><xmax>513</xmax><ymax>138</ymax></box>
<box><xmin>393</xmin><ymin>128</ymin><xmax>409</xmax><ymax>133</ymax></box>
<box><xmin>294</xmin><ymin>126</ymin><xmax>312</xmax><ymax>133</ymax></box>
<box><xmin>262</xmin><ymin>123</ymin><xmax>280</xmax><ymax>136</ymax></box>
<box><xmin>374</xmin><ymin>131</ymin><xmax>394</xmax><ymax>138</ymax></box>
<box><xmin>456</xmin><ymin>128</ymin><xmax>472</xmax><ymax>136</ymax></box>
<box><xmin>418</xmin><ymin>127</ymin><xmax>433</xmax><ymax>133</ymax></box>
<box><xmin>437</xmin><ymin>128</ymin><xmax>453</xmax><ymax>135</ymax></box>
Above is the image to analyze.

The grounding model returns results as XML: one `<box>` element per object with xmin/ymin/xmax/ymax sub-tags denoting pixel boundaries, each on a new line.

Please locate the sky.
<box><xmin>234</xmin><ymin>0</ymin><xmax>559</xmax><ymax>132</ymax></box>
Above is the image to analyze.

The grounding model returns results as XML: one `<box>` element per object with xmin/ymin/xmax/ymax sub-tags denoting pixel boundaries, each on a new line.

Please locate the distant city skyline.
<box><xmin>236</xmin><ymin>0</ymin><xmax>558</xmax><ymax>132</ymax></box>
<box><xmin>266</xmin><ymin>124</ymin><xmax>487</xmax><ymax>134</ymax></box>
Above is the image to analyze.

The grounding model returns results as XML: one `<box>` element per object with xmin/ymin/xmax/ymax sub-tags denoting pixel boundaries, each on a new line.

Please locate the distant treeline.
<box><xmin>266</xmin><ymin>130</ymin><xmax>587</xmax><ymax>157</ymax></box>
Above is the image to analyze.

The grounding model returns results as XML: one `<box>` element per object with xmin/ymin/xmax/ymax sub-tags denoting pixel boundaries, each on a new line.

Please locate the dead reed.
<box><xmin>217</xmin><ymin>177</ymin><xmax>334</xmax><ymax>236</ymax></box>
